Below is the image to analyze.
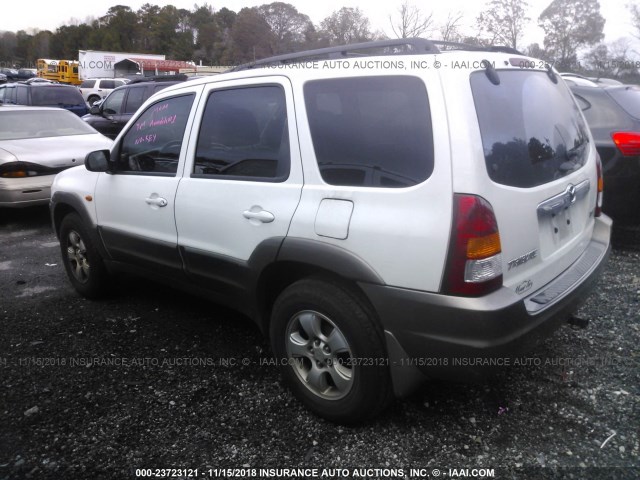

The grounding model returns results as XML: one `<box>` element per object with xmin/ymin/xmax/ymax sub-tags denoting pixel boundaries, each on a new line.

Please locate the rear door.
<box><xmin>463</xmin><ymin>66</ymin><xmax>599</xmax><ymax>295</ymax></box>
<box><xmin>174</xmin><ymin>76</ymin><xmax>302</xmax><ymax>299</ymax></box>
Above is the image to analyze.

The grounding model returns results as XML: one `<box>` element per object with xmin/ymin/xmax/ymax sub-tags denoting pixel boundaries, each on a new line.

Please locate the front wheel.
<box><xmin>270</xmin><ymin>278</ymin><xmax>392</xmax><ymax>423</ymax></box>
<box><xmin>59</xmin><ymin>213</ymin><xmax>110</xmax><ymax>298</ymax></box>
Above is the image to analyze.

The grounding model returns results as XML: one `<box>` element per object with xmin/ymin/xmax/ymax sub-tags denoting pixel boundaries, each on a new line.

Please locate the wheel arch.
<box><xmin>51</xmin><ymin>192</ymin><xmax>109</xmax><ymax>260</ymax></box>
<box><xmin>253</xmin><ymin>237</ymin><xmax>384</xmax><ymax>335</ymax></box>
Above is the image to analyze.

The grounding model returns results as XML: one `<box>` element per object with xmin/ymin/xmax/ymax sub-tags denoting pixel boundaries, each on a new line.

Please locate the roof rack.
<box><xmin>230</xmin><ymin>38</ymin><xmax>523</xmax><ymax>72</ymax></box>
<box><xmin>128</xmin><ymin>74</ymin><xmax>189</xmax><ymax>84</ymax></box>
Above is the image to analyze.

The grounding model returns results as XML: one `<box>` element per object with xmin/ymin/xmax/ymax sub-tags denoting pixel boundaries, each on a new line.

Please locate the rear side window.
<box><xmin>124</xmin><ymin>86</ymin><xmax>146</xmax><ymax>114</ymax></box>
<box><xmin>304</xmin><ymin>76</ymin><xmax>434</xmax><ymax>188</ymax></box>
<box><xmin>31</xmin><ymin>87</ymin><xmax>84</xmax><ymax>107</ymax></box>
<box><xmin>2</xmin><ymin>86</ymin><xmax>16</xmax><ymax>104</ymax></box>
<box><xmin>194</xmin><ymin>86</ymin><xmax>289</xmax><ymax>181</ymax></box>
<box><xmin>16</xmin><ymin>86</ymin><xmax>28</xmax><ymax>104</ymax></box>
<box><xmin>607</xmin><ymin>87</ymin><xmax>640</xmax><ymax>119</ymax></box>
<box><xmin>471</xmin><ymin>70</ymin><xmax>589</xmax><ymax>188</ymax></box>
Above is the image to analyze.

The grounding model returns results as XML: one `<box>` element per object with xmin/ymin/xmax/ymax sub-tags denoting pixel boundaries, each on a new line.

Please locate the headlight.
<box><xmin>0</xmin><ymin>162</ymin><xmax>68</xmax><ymax>178</ymax></box>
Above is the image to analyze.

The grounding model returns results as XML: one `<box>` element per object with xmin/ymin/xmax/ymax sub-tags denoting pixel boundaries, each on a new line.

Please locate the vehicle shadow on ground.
<box><xmin>0</xmin><ymin>205</ymin><xmax>51</xmax><ymax>230</ymax></box>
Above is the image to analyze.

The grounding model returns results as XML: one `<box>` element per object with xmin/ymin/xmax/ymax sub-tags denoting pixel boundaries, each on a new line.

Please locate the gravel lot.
<box><xmin>1</xmin><ymin>206</ymin><xmax>638</xmax><ymax>480</ymax></box>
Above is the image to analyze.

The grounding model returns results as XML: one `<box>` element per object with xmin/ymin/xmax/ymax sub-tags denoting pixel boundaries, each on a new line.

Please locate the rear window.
<box><xmin>0</xmin><ymin>109</ymin><xmax>96</xmax><ymax>140</ymax></box>
<box><xmin>471</xmin><ymin>70</ymin><xmax>590</xmax><ymax>188</ymax></box>
<box><xmin>31</xmin><ymin>87</ymin><xmax>85</xmax><ymax>107</ymax></box>
<box><xmin>607</xmin><ymin>87</ymin><xmax>640</xmax><ymax>119</ymax></box>
<box><xmin>304</xmin><ymin>76</ymin><xmax>434</xmax><ymax>188</ymax></box>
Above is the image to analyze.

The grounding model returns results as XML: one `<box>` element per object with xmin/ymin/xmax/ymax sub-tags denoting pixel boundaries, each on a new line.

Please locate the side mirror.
<box><xmin>85</xmin><ymin>150</ymin><xmax>111</xmax><ymax>172</ymax></box>
<box><xmin>89</xmin><ymin>104</ymin><xmax>101</xmax><ymax>115</ymax></box>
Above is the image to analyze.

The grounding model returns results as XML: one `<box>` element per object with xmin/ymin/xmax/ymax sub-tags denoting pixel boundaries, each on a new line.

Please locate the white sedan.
<box><xmin>0</xmin><ymin>106</ymin><xmax>112</xmax><ymax>207</ymax></box>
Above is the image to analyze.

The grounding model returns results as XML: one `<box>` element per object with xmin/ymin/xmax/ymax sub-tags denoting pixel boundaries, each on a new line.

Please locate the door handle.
<box><xmin>145</xmin><ymin>197</ymin><xmax>168</xmax><ymax>207</ymax></box>
<box><xmin>243</xmin><ymin>209</ymin><xmax>274</xmax><ymax>223</ymax></box>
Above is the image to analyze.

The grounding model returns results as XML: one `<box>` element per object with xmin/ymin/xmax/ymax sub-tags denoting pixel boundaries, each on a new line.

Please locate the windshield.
<box><xmin>471</xmin><ymin>70</ymin><xmax>590</xmax><ymax>188</ymax></box>
<box><xmin>0</xmin><ymin>109</ymin><xmax>97</xmax><ymax>140</ymax></box>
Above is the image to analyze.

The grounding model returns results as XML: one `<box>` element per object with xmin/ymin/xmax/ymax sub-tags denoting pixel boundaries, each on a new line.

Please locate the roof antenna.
<box><xmin>545</xmin><ymin>64</ymin><xmax>558</xmax><ymax>83</ymax></box>
<box><xmin>482</xmin><ymin>60</ymin><xmax>500</xmax><ymax>85</ymax></box>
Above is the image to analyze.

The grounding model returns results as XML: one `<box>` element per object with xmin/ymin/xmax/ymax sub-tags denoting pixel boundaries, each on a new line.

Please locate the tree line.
<box><xmin>0</xmin><ymin>0</ymin><xmax>638</xmax><ymax>80</ymax></box>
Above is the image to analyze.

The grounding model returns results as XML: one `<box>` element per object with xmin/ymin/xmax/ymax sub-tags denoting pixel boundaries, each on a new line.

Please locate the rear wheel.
<box><xmin>270</xmin><ymin>278</ymin><xmax>392</xmax><ymax>423</ymax></box>
<box><xmin>59</xmin><ymin>213</ymin><xmax>110</xmax><ymax>298</ymax></box>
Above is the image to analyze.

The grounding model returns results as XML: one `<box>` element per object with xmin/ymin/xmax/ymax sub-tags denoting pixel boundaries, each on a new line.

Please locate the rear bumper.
<box><xmin>361</xmin><ymin>215</ymin><xmax>612</xmax><ymax>397</ymax></box>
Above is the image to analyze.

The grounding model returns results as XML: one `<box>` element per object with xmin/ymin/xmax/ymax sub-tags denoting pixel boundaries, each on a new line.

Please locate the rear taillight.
<box><xmin>442</xmin><ymin>194</ymin><xmax>503</xmax><ymax>297</ymax></box>
<box><xmin>595</xmin><ymin>155</ymin><xmax>603</xmax><ymax>217</ymax></box>
<box><xmin>611</xmin><ymin>132</ymin><xmax>640</xmax><ymax>156</ymax></box>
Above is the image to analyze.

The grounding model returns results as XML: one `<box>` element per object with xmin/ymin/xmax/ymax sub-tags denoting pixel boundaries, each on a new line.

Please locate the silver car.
<box><xmin>0</xmin><ymin>106</ymin><xmax>112</xmax><ymax>207</ymax></box>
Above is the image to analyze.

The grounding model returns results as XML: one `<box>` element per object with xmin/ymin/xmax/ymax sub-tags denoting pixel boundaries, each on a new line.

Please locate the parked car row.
<box><xmin>0</xmin><ymin>67</ymin><xmax>37</xmax><ymax>82</ymax></box>
<box><xmin>81</xmin><ymin>75</ymin><xmax>186</xmax><ymax>138</ymax></box>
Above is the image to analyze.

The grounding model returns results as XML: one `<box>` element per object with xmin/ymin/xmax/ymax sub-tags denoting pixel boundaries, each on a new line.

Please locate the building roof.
<box><xmin>117</xmin><ymin>58</ymin><xmax>194</xmax><ymax>72</ymax></box>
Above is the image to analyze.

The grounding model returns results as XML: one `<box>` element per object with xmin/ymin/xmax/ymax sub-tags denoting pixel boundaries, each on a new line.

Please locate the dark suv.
<box><xmin>0</xmin><ymin>83</ymin><xmax>88</xmax><ymax>116</ymax></box>
<box><xmin>82</xmin><ymin>75</ymin><xmax>187</xmax><ymax>139</ymax></box>
<box><xmin>570</xmin><ymin>84</ymin><xmax>640</xmax><ymax>225</ymax></box>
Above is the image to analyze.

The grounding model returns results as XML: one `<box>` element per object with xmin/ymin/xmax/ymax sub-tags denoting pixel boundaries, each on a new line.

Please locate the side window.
<box><xmin>123</xmin><ymin>87</ymin><xmax>146</xmax><ymax>114</ymax></box>
<box><xmin>304</xmin><ymin>76</ymin><xmax>434</xmax><ymax>188</ymax></box>
<box><xmin>153</xmin><ymin>84</ymin><xmax>171</xmax><ymax>94</ymax></box>
<box><xmin>116</xmin><ymin>94</ymin><xmax>195</xmax><ymax>175</ymax></box>
<box><xmin>16</xmin><ymin>86</ymin><xmax>28</xmax><ymax>104</ymax></box>
<box><xmin>573</xmin><ymin>94</ymin><xmax>591</xmax><ymax>111</ymax></box>
<box><xmin>80</xmin><ymin>80</ymin><xmax>95</xmax><ymax>88</ymax></box>
<box><xmin>102</xmin><ymin>89</ymin><xmax>125</xmax><ymax>115</ymax></box>
<box><xmin>194</xmin><ymin>85</ymin><xmax>289</xmax><ymax>181</ymax></box>
<box><xmin>4</xmin><ymin>86</ymin><xmax>16</xmax><ymax>104</ymax></box>
<box><xmin>101</xmin><ymin>80</ymin><xmax>115</xmax><ymax>90</ymax></box>
<box><xmin>578</xmin><ymin>91</ymin><xmax>628</xmax><ymax>130</ymax></box>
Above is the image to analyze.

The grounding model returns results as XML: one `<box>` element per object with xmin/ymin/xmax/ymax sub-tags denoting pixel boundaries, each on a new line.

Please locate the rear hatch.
<box><xmin>467</xmin><ymin>65</ymin><xmax>598</xmax><ymax>297</ymax></box>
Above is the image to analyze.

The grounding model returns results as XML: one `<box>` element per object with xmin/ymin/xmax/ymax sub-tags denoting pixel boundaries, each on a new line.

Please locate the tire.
<box><xmin>270</xmin><ymin>278</ymin><xmax>392</xmax><ymax>424</ymax></box>
<box><xmin>59</xmin><ymin>213</ymin><xmax>110</xmax><ymax>299</ymax></box>
<box><xmin>87</xmin><ymin>95</ymin><xmax>100</xmax><ymax>106</ymax></box>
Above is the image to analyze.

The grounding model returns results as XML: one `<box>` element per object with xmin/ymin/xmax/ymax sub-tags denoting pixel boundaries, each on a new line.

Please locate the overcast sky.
<box><xmin>2</xmin><ymin>0</ymin><xmax>638</xmax><ymax>50</ymax></box>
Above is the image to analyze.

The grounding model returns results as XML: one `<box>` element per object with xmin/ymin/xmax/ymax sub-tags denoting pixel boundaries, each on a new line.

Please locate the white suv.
<box><xmin>79</xmin><ymin>78</ymin><xmax>129</xmax><ymax>106</ymax></box>
<box><xmin>50</xmin><ymin>39</ymin><xmax>611</xmax><ymax>423</ymax></box>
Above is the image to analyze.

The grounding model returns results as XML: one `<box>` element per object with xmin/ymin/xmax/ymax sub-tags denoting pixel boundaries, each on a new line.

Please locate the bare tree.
<box><xmin>389</xmin><ymin>1</ymin><xmax>433</xmax><ymax>39</ymax></box>
<box><xmin>439</xmin><ymin>12</ymin><xmax>464</xmax><ymax>42</ymax></box>
<box><xmin>629</xmin><ymin>3</ymin><xmax>640</xmax><ymax>40</ymax></box>
<box><xmin>257</xmin><ymin>2</ymin><xmax>312</xmax><ymax>54</ymax></box>
<box><xmin>477</xmin><ymin>0</ymin><xmax>529</xmax><ymax>49</ymax></box>
<box><xmin>539</xmin><ymin>0</ymin><xmax>605</xmax><ymax>70</ymax></box>
<box><xmin>320</xmin><ymin>7</ymin><xmax>373</xmax><ymax>45</ymax></box>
